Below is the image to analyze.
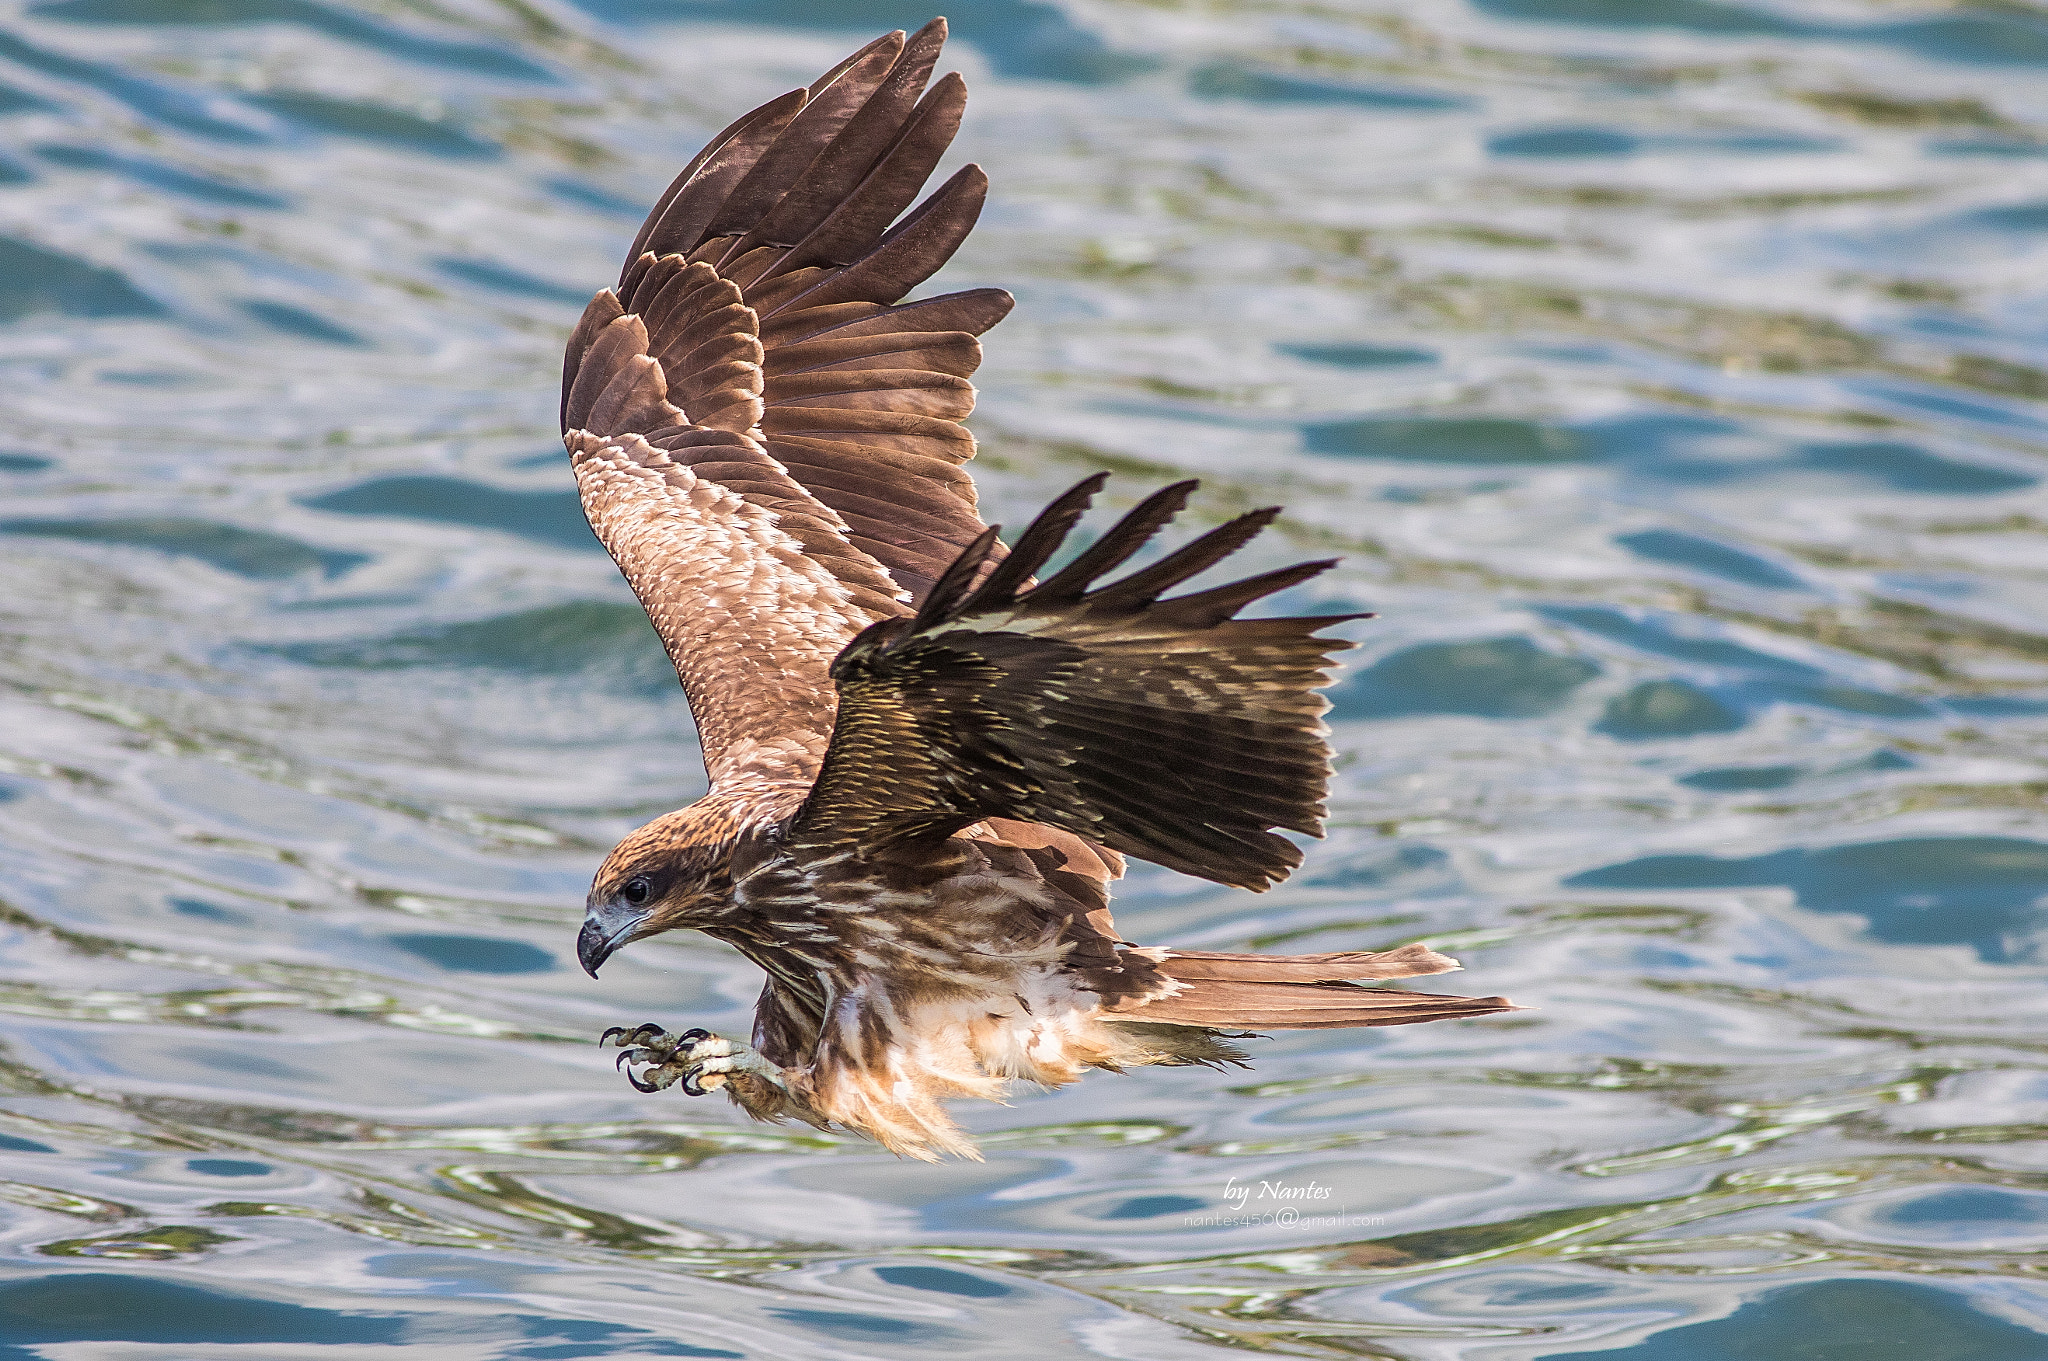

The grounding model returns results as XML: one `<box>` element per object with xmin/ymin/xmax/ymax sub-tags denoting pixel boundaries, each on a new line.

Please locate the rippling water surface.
<box><xmin>3</xmin><ymin>0</ymin><xmax>2048</xmax><ymax>1353</ymax></box>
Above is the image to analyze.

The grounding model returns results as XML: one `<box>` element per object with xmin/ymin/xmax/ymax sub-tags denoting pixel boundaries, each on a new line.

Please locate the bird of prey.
<box><xmin>565</xmin><ymin>19</ymin><xmax>1514</xmax><ymax>1159</ymax></box>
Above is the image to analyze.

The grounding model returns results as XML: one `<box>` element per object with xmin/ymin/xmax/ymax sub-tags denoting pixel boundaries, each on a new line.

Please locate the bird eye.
<box><xmin>620</xmin><ymin>875</ymin><xmax>652</xmax><ymax>906</ymax></box>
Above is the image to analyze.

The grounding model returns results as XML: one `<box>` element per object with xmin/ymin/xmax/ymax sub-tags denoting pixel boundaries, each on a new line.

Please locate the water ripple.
<box><xmin>2</xmin><ymin>0</ymin><xmax>2046</xmax><ymax>1352</ymax></box>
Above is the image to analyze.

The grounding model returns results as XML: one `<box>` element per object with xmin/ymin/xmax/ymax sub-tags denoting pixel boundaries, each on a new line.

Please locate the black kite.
<box><xmin>564</xmin><ymin>21</ymin><xmax>1514</xmax><ymax>1159</ymax></box>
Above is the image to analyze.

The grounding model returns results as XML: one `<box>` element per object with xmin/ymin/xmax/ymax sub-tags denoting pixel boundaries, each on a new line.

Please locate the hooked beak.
<box><xmin>577</xmin><ymin>900</ymin><xmax>648</xmax><ymax>978</ymax></box>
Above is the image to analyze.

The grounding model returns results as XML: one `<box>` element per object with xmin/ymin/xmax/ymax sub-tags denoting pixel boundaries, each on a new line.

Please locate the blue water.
<box><xmin>2</xmin><ymin>0</ymin><xmax>2048</xmax><ymax>1354</ymax></box>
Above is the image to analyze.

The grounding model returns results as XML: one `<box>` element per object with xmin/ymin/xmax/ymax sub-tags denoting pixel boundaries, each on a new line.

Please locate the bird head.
<box><xmin>578</xmin><ymin>805</ymin><xmax>736</xmax><ymax>977</ymax></box>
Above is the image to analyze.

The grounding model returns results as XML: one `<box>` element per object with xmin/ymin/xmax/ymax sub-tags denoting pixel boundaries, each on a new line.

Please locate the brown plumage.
<box><xmin>564</xmin><ymin>20</ymin><xmax>1515</xmax><ymax>1159</ymax></box>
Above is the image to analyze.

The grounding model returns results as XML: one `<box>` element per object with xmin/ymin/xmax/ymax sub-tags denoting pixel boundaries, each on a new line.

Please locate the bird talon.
<box><xmin>598</xmin><ymin>1022</ymin><xmax>679</xmax><ymax>1059</ymax></box>
<box><xmin>603</xmin><ymin>1027</ymin><xmax>781</xmax><ymax>1097</ymax></box>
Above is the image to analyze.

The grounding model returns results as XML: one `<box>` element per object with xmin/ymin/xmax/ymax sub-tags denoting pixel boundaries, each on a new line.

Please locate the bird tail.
<box><xmin>1109</xmin><ymin>942</ymin><xmax>1519</xmax><ymax>1030</ymax></box>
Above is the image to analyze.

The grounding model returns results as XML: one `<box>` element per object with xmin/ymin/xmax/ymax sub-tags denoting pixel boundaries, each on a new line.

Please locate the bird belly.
<box><xmin>915</xmin><ymin>968</ymin><xmax>1125</xmax><ymax>1089</ymax></box>
<box><xmin>753</xmin><ymin>841</ymin><xmax>1175</xmax><ymax>1156</ymax></box>
<box><xmin>794</xmin><ymin>968</ymin><xmax>1144</xmax><ymax>1160</ymax></box>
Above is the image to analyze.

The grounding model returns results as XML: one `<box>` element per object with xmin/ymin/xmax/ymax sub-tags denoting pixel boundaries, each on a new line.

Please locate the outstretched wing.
<box><xmin>790</xmin><ymin>478</ymin><xmax>1363</xmax><ymax>891</ymax></box>
<box><xmin>561</xmin><ymin>21</ymin><xmax>1012</xmax><ymax>792</ymax></box>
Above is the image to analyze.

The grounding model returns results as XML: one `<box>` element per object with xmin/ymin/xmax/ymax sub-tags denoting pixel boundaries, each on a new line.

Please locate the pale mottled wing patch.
<box><xmin>563</xmin><ymin>253</ymin><xmax>910</xmax><ymax>791</ymax></box>
<box><xmin>567</xmin><ymin>429</ymin><xmax>886</xmax><ymax>795</ymax></box>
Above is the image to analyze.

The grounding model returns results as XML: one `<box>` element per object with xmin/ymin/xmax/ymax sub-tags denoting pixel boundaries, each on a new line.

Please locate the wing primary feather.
<box><xmin>765</xmin><ymin>164</ymin><xmax>988</xmax><ymax>318</ymax></box>
<box><xmin>769</xmin><ymin>288</ymin><xmax>1013</xmax><ymax>346</ymax></box>
<box><xmin>638</xmin><ymin>90</ymin><xmax>808</xmax><ymax>265</ymax></box>
<box><xmin>705</xmin><ymin>41</ymin><xmax>902</xmax><ymax>246</ymax></box>
<box><xmin>913</xmin><ymin>523</ymin><xmax>1004</xmax><ymax>628</ymax></box>
<box><xmin>623</xmin><ymin>108</ymin><xmax>761</xmax><ymax>269</ymax></box>
<box><xmin>1153</xmin><ymin>564</ymin><xmax>1369</xmax><ymax>630</ymax></box>
<box><xmin>807</xmin><ymin>27</ymin><xmax>907</xmax><ymax>98</ymax></box>
<box><xmin>766</xmin><ymin>72</ymin><xmax>968</xmax><ymax>281</ymax></box>
<box><xmin>737</xmin><ymin>19</ymin><xmax>947</xmax><ymax>268</ymax></box>
<box><xmin>1026</xmin><ymin>479</ymin><xmax>1197</xmax><ymax>604</ymax></box>
<box><xmin>960</xmin><ymin>473</ymin><xmax>1107</xmax><ymax>608</ymax></box>
<box><xmin>1081</xmin><ymin>507</ymin><xmax>1283</xmax><ymax>610</ymax></box>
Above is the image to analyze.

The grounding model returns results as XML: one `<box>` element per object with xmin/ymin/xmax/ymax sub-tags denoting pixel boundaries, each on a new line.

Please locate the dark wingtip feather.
<box><xmin>632</xmin><ymin>89</ymin><xmax>807</xmax><ymax>270</ymax></box>
<box><xmin>1028</xmin><ymin>478</ymin><xmax>1197</xmax><ymax>603</ymax></box>
<box><xmin>1077</xmin><ymin>502</ymin><xmax>1279</xmax><ymax>610</ymax></box>
<box><xmin>768</xmin><ymin>70</ymin><xmax>968</xmax><ymax>280</ymax></box>
<box><xmin>914</xmin><ymin>523</ymin><xmax>1003</xmax><ymax>628</ymax></box>
<box><xmin>959</xmin><ymin>473</ymin><xmax>1107</xmax><ymax>609</ymax></box>
<box><xmin>790</xmin><ymin>163</ymin><xmax>988</xmax><ymax>313</ymax></box>
<box><xmin>808</xmin><ymin>28</ymin><xmax>905</xmax><ymax>99</ymax></box>
<box><xmin>1151</xmin><ymin>560</ymin><xmax>1349</xmax><ymax>629</ymax></box>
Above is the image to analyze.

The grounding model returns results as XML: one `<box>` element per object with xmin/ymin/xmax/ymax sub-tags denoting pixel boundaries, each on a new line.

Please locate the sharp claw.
<box><xmin>604</xmin><ymin>1025</ymin><xmax>760</xmax><ymax>1098</ymax></box>
<box><xmin>682</xmin><ymin>1070</ymin><xmax>729</xmax><ymax>1096</ymax></box>
<box><xmin>599</xmin><ymin>1022</ymin><xmax>676</xmax><ymax>1052</ymax></box>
